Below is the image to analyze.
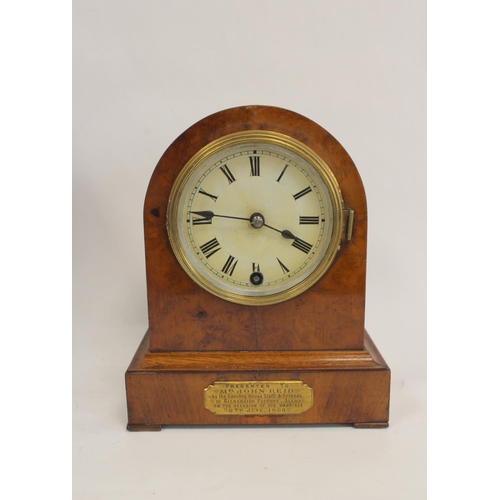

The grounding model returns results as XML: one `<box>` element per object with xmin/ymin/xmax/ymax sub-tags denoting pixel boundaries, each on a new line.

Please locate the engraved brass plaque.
<box><xmin>203</xmin><ymin>381</ymin><xmax>313</xmax><ymax>415</ymax></box>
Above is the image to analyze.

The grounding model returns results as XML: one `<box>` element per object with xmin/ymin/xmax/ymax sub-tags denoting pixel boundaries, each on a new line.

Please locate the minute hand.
<box><xmin>190</xmin><ymin>211</ymin><xmax>298</xmax><ymax>239</ymax></box>
<box><xmin>189</xmin><ymin>210</ymin><xmax>250</xmax><ymax>222</ymax></box>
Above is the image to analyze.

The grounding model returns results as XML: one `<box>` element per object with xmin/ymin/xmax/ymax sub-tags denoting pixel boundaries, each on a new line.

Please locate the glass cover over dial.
<box><xmin>167</xmin><ymin>131</ymin><xmax>344</xmax><ymax>305</ymax></box>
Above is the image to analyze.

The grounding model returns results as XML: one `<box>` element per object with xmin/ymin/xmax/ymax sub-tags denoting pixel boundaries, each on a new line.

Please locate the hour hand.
<box><xmin>262</xmin><ymin>223</ymin><xmax>297</xmax><ymax>240</ymax></box>
<box><xmin>281</xmin><ymin>229</ymin><xmax>297</xmax><ymax>240</ymax></box>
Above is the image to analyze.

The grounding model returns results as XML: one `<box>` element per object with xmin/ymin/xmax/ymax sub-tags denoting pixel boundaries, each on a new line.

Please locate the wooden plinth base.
<box><xmin>125</xmin><ymin>331</ymin><xmax>390</xmax><ymax>430</ymax></box>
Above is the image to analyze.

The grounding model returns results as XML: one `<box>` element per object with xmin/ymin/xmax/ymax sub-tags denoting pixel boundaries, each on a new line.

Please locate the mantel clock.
<box><xmin>125</xmin><ymin>105</ymin><xmax>390</xmax><ymax>430</ymax></box>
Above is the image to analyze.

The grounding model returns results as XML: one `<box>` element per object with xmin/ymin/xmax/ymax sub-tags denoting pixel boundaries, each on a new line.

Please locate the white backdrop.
<box><xmin>73</xmin><ymin>1</ymin><xmax>426</xmax><ymax>499</ymax></box>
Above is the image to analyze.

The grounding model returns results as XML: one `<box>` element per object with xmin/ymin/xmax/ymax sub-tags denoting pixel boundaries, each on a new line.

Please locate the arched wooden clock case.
<box><xmin>125</xmin><ymin>105</ymin><xmax>390</xmax><ymax>430</ymax></box>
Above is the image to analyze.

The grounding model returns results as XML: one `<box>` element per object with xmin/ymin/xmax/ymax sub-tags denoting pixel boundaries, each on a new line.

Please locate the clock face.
<box><xmin>167</xmin><ymin>131</ymin><xmax>344</xmax><ymax>305</ymax></box>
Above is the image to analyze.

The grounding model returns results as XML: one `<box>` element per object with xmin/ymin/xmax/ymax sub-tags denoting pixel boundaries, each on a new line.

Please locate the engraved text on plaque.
<box><xmin>204</xmin><ymin>381</ymin><xmax>313</xmax><ymax>415</ymax></box>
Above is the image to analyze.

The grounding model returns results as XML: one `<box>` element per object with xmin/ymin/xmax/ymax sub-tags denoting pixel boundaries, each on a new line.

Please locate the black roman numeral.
<box><xmin>277</xmin><ymin>164</ymin><xmax>288</xmax><ymax>182</ymax></box>
<box><xmin>291</xmin><ymin>238</ymin><xmax>313</xmax><ymax>254</ymax></box>
<box><xmin>276</xmin><ymin>258</ymin><xmax>290</xmax><ymax>274</ymax></box>
<box><xmin>222</xmin><ymin>255</ymin><xmax>238</xmax><ymax>276</ymax></box>
<box><xmin>192</xmin><ymin>216</ymin><xmax>212</xmax><ymax>225</ymax></box>
<box><xmin>293</xmin><ymin>186</ymin><xmax>312</xmax><ymax>200</ymax></box>
<box><xmin>198</xmin><ymin>188</ymin><xmax>218</xmax><ymax>202</ymax></box>
<box><xmin>299</xmin><ymin>216</ymin><xmax>319</xmax><ymax>225</ymax></box>
<box><xmin>220</xmin><ymin>164</ymin><xmax>236</xmax><ymax>184</ymax></box>
<box><xmin>250</xmin><ymin>156</ymin><xmax>260</xmax><ymax>176</ymax></box>
<box><xmin>199</xmin><ymin>238</ymin><xmax>221</xmax><ymax>258</ymax></box>
<box><xmin>252</xmin><ymin>263</ymin><xmax>260</xmax><ymax>272</ymax></box>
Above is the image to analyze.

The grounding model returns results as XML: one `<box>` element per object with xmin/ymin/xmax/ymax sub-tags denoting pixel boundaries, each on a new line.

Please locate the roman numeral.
<box><xmin>250</xmin><ymin>156</ymin><xmax>260</xmax><ymax>176</ymax></box>
<box><xmin>192</xmin><ymin>216</ymin><xmax>212</xmax><ymax>225</ymax></box>
<box><xmin>291</xmin><ymin>238</ymin><xmax>313</xmax><ymax>254</ymax></box>
<box><xmin>199</xmin><ymin>238</ymin><xmax>221</xmax><ymax>258</ymax></box>
<box><xmin>276</xmin><ymin>258</ymin><xmax>290</xmax><ymax>274</ymax></box>
<box><xmin>299</xmin><ymin>216</ymin><xmax>319</xmax><ymax>225</ymax></box>
<box><xmin>220</xmin><ymin>164</ymin><xmax>236</xmax><ymax>184</ymax></box>
<box><xmin>277</xmin><ymin>164</ymin><xmax>288</xmax><ymax>182</ymax></box>
<box><xmin>252</xmin><ymin>263</ymin><xmax>260</xmax><ymax>272</ymax></box>
<box><xmin>198</xmin><ymin>188</ymin><xmax>218</xmax><ymax>202</ymax></box>
<box><xmin>293</xmin><ymin>186</ymin><xmax>312</xmax><ymax>200</ymax></box>
<box><xmin>221</xmin><ymin>255</ymin><xmax>238</xmax><ymax>276</ymax></box>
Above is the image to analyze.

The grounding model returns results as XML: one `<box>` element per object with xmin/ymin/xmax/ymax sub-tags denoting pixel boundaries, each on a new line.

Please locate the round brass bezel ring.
<box><xmin>166</xmin><ymin>130</ymin><xmax>344</xmax><ymax>306</ymax></box>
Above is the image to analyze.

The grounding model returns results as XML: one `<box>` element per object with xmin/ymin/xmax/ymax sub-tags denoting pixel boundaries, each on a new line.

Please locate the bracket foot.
<box><xmin>353</xmin><ymin>422</ymin><xmax>389</xmax><ymax>429</ymax></box>
<box><xmin>127</xmin><ymin>423</ymin><xmax>162</xmax><ymax>432</ymax></box>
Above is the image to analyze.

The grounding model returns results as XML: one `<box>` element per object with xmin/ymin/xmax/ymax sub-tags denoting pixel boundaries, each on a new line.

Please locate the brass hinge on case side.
<box><xmin>342</xmin><ymin>209</ymin><xmax>355</xmax><ymax>241</ymax></box>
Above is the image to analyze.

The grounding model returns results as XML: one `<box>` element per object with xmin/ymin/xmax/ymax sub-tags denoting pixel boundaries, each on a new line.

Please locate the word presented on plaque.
<box><xmin>204</xmin><ymin>381</ymin><xmax>313</xmax><ymax>416</ymax></box>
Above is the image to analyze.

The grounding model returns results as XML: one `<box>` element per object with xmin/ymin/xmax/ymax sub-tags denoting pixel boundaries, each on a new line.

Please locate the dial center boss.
<box><xmin>249</xmin><ymin>212</ymin><xmax>265</xmax><ymax>229</ymax></box>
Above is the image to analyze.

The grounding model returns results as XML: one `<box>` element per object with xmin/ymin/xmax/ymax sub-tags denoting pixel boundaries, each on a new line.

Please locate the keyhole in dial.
<box><xmin>250</xmin><ymin>271</ymin><xmax>264</xmax><ymax>286</ymax></box>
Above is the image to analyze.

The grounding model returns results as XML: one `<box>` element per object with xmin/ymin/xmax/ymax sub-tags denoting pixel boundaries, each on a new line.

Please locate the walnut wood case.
<box><xmin>125</xmin><ymin>105</ymin><xmax>390</xmax><ymax>430</ymax></box>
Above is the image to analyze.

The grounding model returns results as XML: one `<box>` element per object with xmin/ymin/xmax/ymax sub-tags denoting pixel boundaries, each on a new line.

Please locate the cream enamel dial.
<box><xmin>166</xmin><ymin>131</ymin><xmax>345</xmax><ymax>305</ymax></box>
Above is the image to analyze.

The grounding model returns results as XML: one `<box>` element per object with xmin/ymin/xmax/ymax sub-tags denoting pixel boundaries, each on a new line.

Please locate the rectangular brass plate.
<box><xmin>204</xmin><ymin>381</ymin><xmax>313</xmax><ymax>415</ymax></box>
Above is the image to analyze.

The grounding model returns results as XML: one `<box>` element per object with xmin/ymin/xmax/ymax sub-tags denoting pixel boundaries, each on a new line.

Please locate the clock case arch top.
<box><xmin>143</xmin><ymin>105</ymin><xmax>367</xmax><ymax>352</ymax></box>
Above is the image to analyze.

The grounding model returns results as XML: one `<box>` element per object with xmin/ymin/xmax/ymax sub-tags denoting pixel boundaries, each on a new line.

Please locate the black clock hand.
<box><xmin>190</xmin><ymin>211</ymin><xmax>298</xmax><ymax>240</ymax></box>
<box><xmin>263</xmin><ymin>224</ymin><xmax>312</xmax><ymax>253</ymax></box>
<box><xmin>189</xmin><ymin>210</ymin><xmax>250</xmax><ymax>222</ymax></box>
<box><xmin>262</xmin><ymin>223</ymin><xmax>297</xmax><ymax>240</ymax></box>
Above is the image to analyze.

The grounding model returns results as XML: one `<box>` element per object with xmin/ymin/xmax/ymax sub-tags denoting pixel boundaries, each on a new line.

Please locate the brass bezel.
<box><xmin>166</xmin><ymin>130</ymin><xmax>344</xmax><ymax>306</ymax></box>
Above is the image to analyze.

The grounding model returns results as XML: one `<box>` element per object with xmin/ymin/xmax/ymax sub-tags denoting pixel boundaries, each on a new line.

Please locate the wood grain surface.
<box><xmin>143</xmin><ymin>105</ymin><xmax>368</xmax><ymax>352</ymax></box>
<box><xmin>125</xmin><ymin>106</ymin><xmax>390</xmax><ymax>430</ymax></box>
<box><xmin>125</xmin><ymin>330</ymin><xmax>390</xmax><ymax>429</ymax></box>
